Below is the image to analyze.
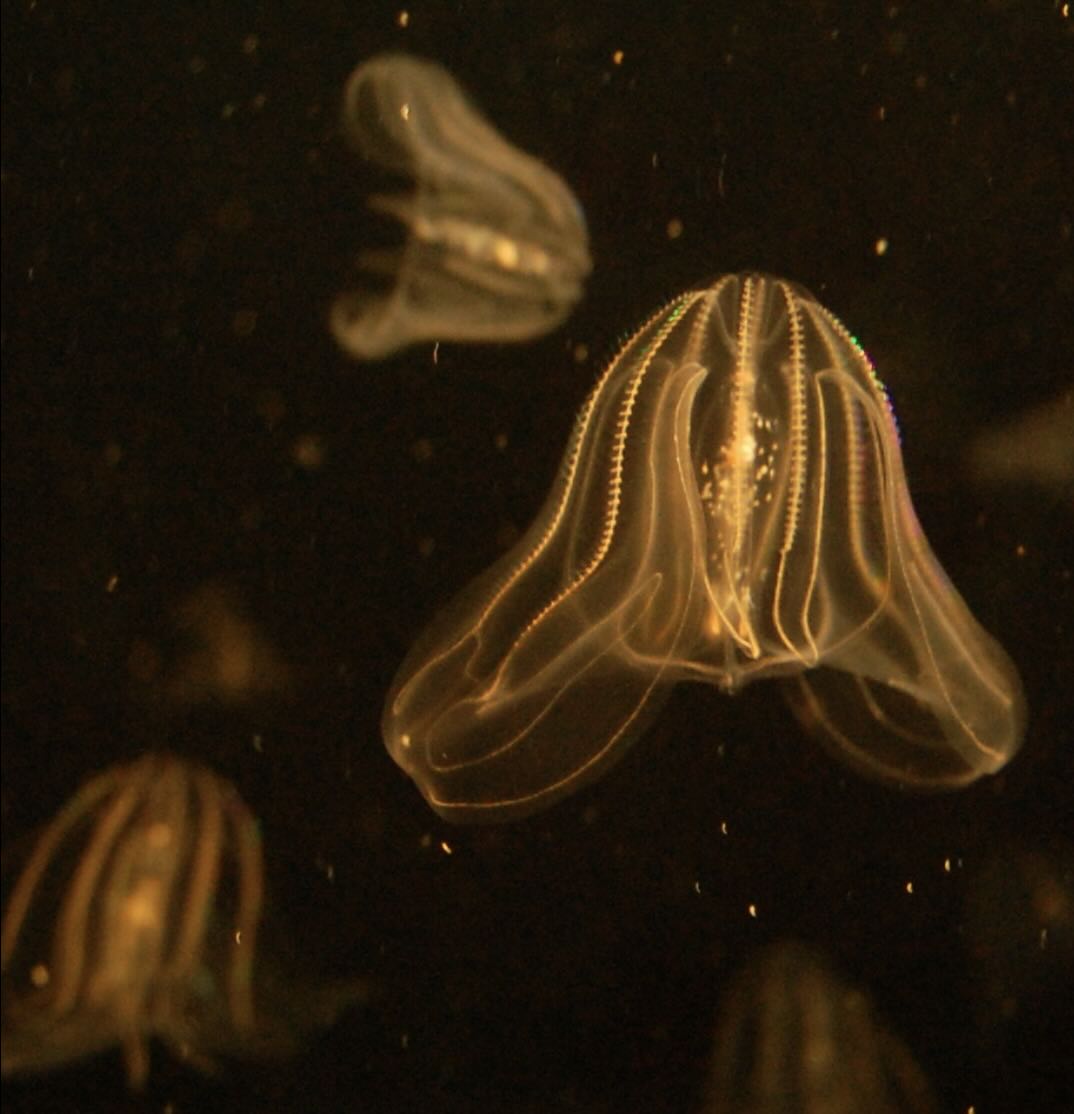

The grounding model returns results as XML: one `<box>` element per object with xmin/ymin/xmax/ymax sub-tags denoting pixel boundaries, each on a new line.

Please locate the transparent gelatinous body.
<box><xmin>1</xmin><ymin>754</ymin><xmax>264</xmax><ymax>1086</ymax></box>
<box><xmin>383</xmin><ymin>273</ymin><xmax>1025</xmax><ymax>820</ymax></box>
<box><xmin>705</xmin><ymin>942</ymin><xmax>941</xmax><ymax>1114</ymax></box>
<box><xmin>331</xmin><ymin>53</ymin><xmax>591</xmax><ymax>359</ymax></box>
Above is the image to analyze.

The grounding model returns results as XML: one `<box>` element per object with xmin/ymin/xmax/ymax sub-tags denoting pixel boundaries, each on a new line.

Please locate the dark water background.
<box><xmin>3</xmin><ymin>2</ymin><xmax>1072</xmax><ymax>1111</ymax></box>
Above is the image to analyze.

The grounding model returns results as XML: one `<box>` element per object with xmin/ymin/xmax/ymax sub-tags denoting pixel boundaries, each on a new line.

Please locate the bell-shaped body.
<box><xmin>1</xmin><ymin>753</ymin><xmax>264</xmax><ymax>1086</ymax></box>
<box><xmin>705</xmin><ymin>942</ymin><xmax>941</xmax><ymax>1114</ymax></box>
<box><xmin>331</xmin><ymin>53</ymin><xmax>591</xmax><ymax>359</ymax></box>
<box><xmin>383</xmin><ymin>273</ymin><xmax>1025</xmax><ymax>820</ymax></box>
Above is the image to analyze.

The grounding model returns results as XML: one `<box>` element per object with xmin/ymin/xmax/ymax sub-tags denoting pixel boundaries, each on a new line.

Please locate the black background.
<box><xmin>3</xmin><ymin>2</ymin><xmax>1072</xmax><ymax>1112</ymax></box>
